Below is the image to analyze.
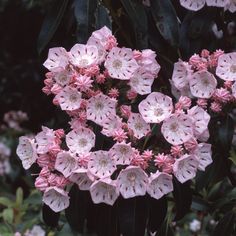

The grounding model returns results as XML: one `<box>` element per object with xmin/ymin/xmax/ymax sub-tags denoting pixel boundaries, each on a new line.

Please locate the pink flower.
<box><xmin>43</xmin><ymin>187</ymin><xmax>70</xmax><ymax>212</ymax></box>
<box><xmin>35</xmin><ymin>176</ymin><xmax>49</xmax><ymax>192</ymax></box>
<box><xmin>147</xmin><ymin>171</ymin><xmax>173</xmax><ymax>200</ymax></box>
<box><xmin>197</xmin><ymin>98</ymin><xmax>208</xmax><ymax>109</ymax></box>
<box><xmin>213</xmin><ymin>88</ymin><xmax>231</xmax><ymax>103</ymax></box>
<box><xmin>127</xmin><ymin>89</ymin><xmax>138</xmax><ymax>100</ymax></box>
<box><xmin>82</xmin><ymin>64</ymin><xmax>100</xmax><ymax>77</ymax></box>
<box><xmin>154</xmin><ymin>153</ymin><xmax>173</xmax><ymax>168</ymax></box>
<box><xmin>86</xmin><ymin>93</ymin><xmax>117</xmax><ymax>126</ymax></box>
<box><xmin>110</xmin><ymin>142</ymin><xmax>134</xmax><ymax>165</ymax></box>
<box><xmin>88</xmin><ymin>151</ymin><xmax>116</xmax><ymax>178</ymax></box>
<box><xmin>16</xmin><ymin>136</ymin><xmax>38</xmax><ymax>169</ymax></box>
<box><xmin>112</xmin><ymin>128</ymin><xmax>128</xmax><ymax>143</ymax></box>
<box><xmin>75</xmin><ymin>75</ymin><xmax>93</xmax><ymax>92</ymax></box>
<box><xmin>43</xmin><ymin>47</ymin><xmax>69</xmax><ymax>71</ymax></box>
<box><xmin>131</xmin><ymin>152</ymin><xmax>148</xmax><ymax>170</ymax></box>
<box><xmin>104</xmin><ymin>47</ymin><xmax>139</xmax><ymax>80</ymax></box>
<box><xmin>193</xmin><ymin>143</ymin><xmax>212</xmax><ymax>171</ymax></box>
<box><xmin>189</xmin><ymin>71</ymin><xmax>217</xmax><ymax>98</ymax></box>
<box><xmin>108</xmin><ymin>88</ymin><xmax>119</xmax><ymax>98</ymax></box>
<box><xmin>225</xmin><ymin>1</ymin><xmax>236</xmax><ymax>13</ymax></box>
<box><xmin>70</xmin><ymin>44</ymin><xmax>98</xmax><ymax>68</ymax></box>
<box><xmin>173</xmin><ymin>154</ymin><xmax>199</xmax><ymax>183</ymax></box>
<box><xmin>216</xmin><ymin>52</ymin><xmax>236</xmax><ymax>81</ymax></box>
<box><xmin>120</xmin><ymin>105</ymin><xmax>131</xmax><ymax>118</ymax></box>
<box><xmin>210</xmin><ymin>101</ymin><xmax>222</xmax><ymax>113</ymax></box>
<box><xmin>201</xmin><ymin>49</ymin><xmax>210</xmax><ymax>58</ymax></box>
<box><xmin>127</xmin><ymin>113</ymin><xmax>151</xmax><ymax>139</ymax></box>
<box><xmin>139</xmin><ymin>92</ymin><xmax>173</xmax><ymax>123</ymax></box>
<box><xmin>129</xmin><ymin>69</ymin><xmax>155</xmax><ymax>95</ymax></box>
<box><xmin>224</xmin><ymin>81</ymin><xmax>233</xmax><ymax>89</ymax></box>
<box><xmin>90</xmin><ymin>178</ymin><xmax>119</xmax><ymax>205</ymax></box>
<box><xmin>161</xmin><ymin>114</ymin><xmax>193</xmax><ymax>145</ymax></box>
<box><xmin>117</xmin><ymin>166</ymin><xmax>148</xmax><ymax>198</ymax></box>
<box><xmin>101</xmin><ymin>114</ymin><xmax>123</xmax><ymax>137</ymax></box>
<box><xmin>142</xmin><ymin>150</ymin><xmax>153</xmax><ymax>161</ymax></box>
<box><xmin>51</xmin><ymin>84</ymin><xmax>63</xmax><ymax>95</ymax></box>
<box><xmin>66</xmin><ymin>127</ymin><xmax>95</xmax><ymax>154</ymax></box>
<box><xmin>37</xmin><ymin>154</ymin><xmax>54</xmax><ymax>169</ymax></box>
<box><xmin>55</xmin><ymin>151</ymin><xmax>78</xmax><ymax>178</ymax></box>
<box><xmin>55</xmin><ymin>86</ymin><xmax>82</xmax><ymax>111</ymax></box>
<box><xmin>96</xmin><ymin>74</ymin><xmax>106</xmax><ymax>84</ymax></box>
<box><xmin>53</xmin><ymin>68</ymin><xmax>72</xmax><ymax>87</ymax></box>
<box><xmin>184</xmin><ymin>137</ymin><xmax>198</xmax><ymax>152</ymax></box>
<box><xmin>180</xmin><ymin>0</ymin><xmax>205</xmax><ymax>11</ymax></box>
<box><xmin>170</xmin><ymin>145</ymin><xmax>183</xmax><ymax>158</ymax></box>
<box><xmin>175</xmin><ymin>96</ymin><xmax>192</xmax><ymax>110</ymax></box>
<box><xmin>172</xmin><ymin>61</ymin><xmax>192</xmax><ymax>90</ymax></box>
<box><xmin>206</xmin><ymin>0</ymin><xmax>228</xmax><ymax>7</ymax></box>
<box><xmin>69</xmin><ymin>168</ymin><xmax>93</xmax><ymax>190</ymax></box>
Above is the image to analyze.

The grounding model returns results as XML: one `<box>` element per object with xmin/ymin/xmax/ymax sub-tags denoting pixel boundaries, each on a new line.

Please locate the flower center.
<box><xmin>230</xmin><ymin>64</ymin><xmax>236</xmax><ymax>73</ymax></box>
<box><xmin>79</xmin><ymin>58</ymin><xmax>89</xmax><ymax>67</ymax></box>
<box><xmin>202</xmin><ymin>78</ymin><xmax>209</xmax><ymax>86</ymax></box>
<box><xmin>134</xmin><ymin>122</ymin><xmax>143</xmax><ymax>130</ymax></box>
<box><xmin>99</xmin><ymin>158</ymin><xmax>108</xmax><ymax>167</ymax></box>
<box><xmin>112</xmin><ymin>59</ymin><xmax>122</xmax><ymax>70</ymax></box>
<box><xmin>69</xmin><ymin>94</ymin><xmax>78</xmax><ymax>102</ymax></box>
<box><xmin>170</xmin><ymin>122</ymin><xmax>179</xmax><ymax>132</ymax></box>
<box><xmin>154</xmin><ymin>108</ymin><xmax>164</xmax><ymax>117</ymax></box>
<box><xmin>95</xmin><ymin>101</ymin><xmax>104</xmax><ymax>110</ymax></box>
<box><xmin>127</xmin><ymin>172</ymin><xmax>137</xmax><ymax>182</ymax></box>
<box><xmin>119</xmin><ymin>146</ymin><xmax>129</xmax><ymax>155</ymax></box>
<box><xmin>78</xmin><ymin>138</ymin><xmax>87</xmax><ymax>147</ymax></box>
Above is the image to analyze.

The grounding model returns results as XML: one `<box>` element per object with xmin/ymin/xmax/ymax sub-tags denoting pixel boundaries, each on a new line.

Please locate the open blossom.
<box><xmin>66</xmin><ymin>127</ymin><xmax>95</xmax><ymax>154</ymax></box>
<box><xmin>90</xmin><ymin>178</ymin><xmax>119</xmax><ymax>205</ymax></box>
<box><xmin>117</xmin><ymin>166</ymin><xmax>148</xmax><ymax>198</ymax></box>
<box><xmin>139</xmin><ymin>92</ymin><xmax>173</xmax><ymax>123</ymax></box>
<box><xmin>161</xmin><ymin>114</ymin><xmax>193</xmax><ymax>145</ymax></box>
<box><xmin>127</xmin><ymin>113</ymin><xmax>151</xmax><ymax>139</ymax></box>
<box><xmin>86</xmin><ymin>93</ymin><xmax>117</xmax><ymax>125</ymax></box>
<box><xmin>55</xmin><ymin>86</ymin><xmax>82</xmax><ymax>111</ymax></box>
<box><xmin>42</xmin><ymin>187</ymin><xmax>70</xmax><ymax>212</ymax></box>
<box><xmin>43</xmin><ymin>47</ymin><xmax>69</xmax><ymax>71</ymax></box>
<box><xmin>104</xmin><ymin>47</ymin><xmax>139</xmax><ymax>80</ymax></box>
<box><xmin>101</xmin><ymin>114</ymin><xmax>123</xmax><ymax>137</ymax></box>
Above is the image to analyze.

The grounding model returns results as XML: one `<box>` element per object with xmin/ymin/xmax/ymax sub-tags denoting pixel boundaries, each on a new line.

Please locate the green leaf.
<box><xmin>2</xmin><ymin>208</ymin><xmax>14</xmax><ymax>224</ymax></box>
<box><xmin>212</xmin><ymin>211</ymin><xmax>235</xmax><ymax>236</ymax></box>
<box><xmin>150</xmin><ymin>0</ymin><xmax>179</xmax><ymax>47</ymax></box>
<box><xmin>120</xmin><ymin>0</ymin><xmax>148</xmax><ymax>49</ymax></box>
<box><xmin>37</xmin><ymin>0</ymin><xmax>69</xmax><ymax>54</ymax></box>
<box><xmin>73</xmin><ymin>0</ymin><xmax>98</xmax><ymax>43</ymax></box>
<box><xmin>0</xmin><ymin>197</ymin><xmax>13</xmax><ymax>207</ymax></box>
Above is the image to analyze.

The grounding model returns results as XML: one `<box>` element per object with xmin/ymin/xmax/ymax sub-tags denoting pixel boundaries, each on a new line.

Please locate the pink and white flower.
<box><xmin>101</xmin><ymin>114</ymin><xmax>123</xmax><ymax>137</ymax></box>
<box><xmin>139</xmin><ymin>92</ymin><xmax>173</xmax><ymax>123</ymax></box>
<box><xmin>88</xmin><ymin>151</ymin><xmax>116</xmax><ymax>178</ymax></box>
<box><xmin>55</xmin><ymin>86</ymin><xmax>82</xmax><ymax>111</ymax></box>
<box><xmin>117</xmin><ymin>166</ymin><xmax>148</xmax><ymax>198</ymax></box>
<box><xmin>225</xmin><ymin>0</ymin><xmax>236</xmax><ymax>12</ymax></box>
<box><xmin>55</xmin><ymin>151</ymin><xmax>78</xmax><ymax>178</ymax></box>
<box><xmin>110</xmin><ymin>142</ymin><xmax>134</xmax><ymax>165</ymax></box>
<box><xmin>147</xmin><ymin>171</ymin><xmax>173</xmax><ymax>200</ymax></box>
<box><xmin>173</xmin><ymin>154</ymin><xmax>199</xmax><ymax>183</ymax></box>
<box><xmin>127</xmin><ymin>113</ymin><xmax>151</xmax><ymax>139</ymax></box>
<box><xmin>42</xmin><ymin>187</ymin><xmax>70</xmax><ymax>212</ymax></box>
<box><xmin>193</xmin><ymin>143</ymin><xmax>212</xmax><ymax>171</ymax></box>
<box><xmin>172</xmin><ymin>61</ymin><xmax>192</xmax><ymax>90</ymax></box>
<box><xmin>206</xmin><ymin>0</ymin><xmax>228</xmax><ymax>7</ymax></box>
<box><xmin>189</xmin><ymin>71</ymin><xmax>217</xmax><ymax>98</ymax></box>
<box><xmin>180</xmin><ymin>0</ymin><xmax>205</xmax><ymax>11</ymax></box>
<box><xmin>53</xmin><ymin>68</ymin><xmax>72</xmax><ymax>87</ymax></box>
<box><xmin>66</xmin><ymin>127</ymin><xmax>95</xmax><ymax>154</ymax></box>
<box><xmin>216</xmin><ymin>52</ymin><xmax>236</xmax><ymax>81</ymax></box>
<box><xmin>86</xmin><ymin>93</ymin><xmax>117</xmax><ymax>125</ymax></box>
<box><xmin>43</xmin><ymin>47</ymin><xmax>69</xmax><ymax>71</ymax></box>
<box><xmin>161</xmin><ymin>114</ymin><xmax>193</xmax><ymax>145</ymax></box>
<box><xmin>104</xmin><ymin>47</ymin><xmax>139</xmax><ymax>80</ymax></box>
<box><xmin>16</xmin><ymin>136</ymin><xmax>38</xmax><ymax>169</ymax></box>
<box><xmin>70</xmin><ymin>44</ymin><xmax>98</xmax><ymax>68</ymax></box>
<box><xmin>90</xmin><ymin>178</ymin><xmax>119</xmax><ymax>205</ymax></box>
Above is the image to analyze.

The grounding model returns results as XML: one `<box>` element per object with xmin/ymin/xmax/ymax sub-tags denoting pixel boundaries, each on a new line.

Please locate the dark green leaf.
<box><xmin>212</xmin><ymin>211</ymin><xmax>235</xmax><ymax>236</ymax></box>
<box><xmin>147</xmin><ymin>196</ymin><xmax>167</xmax><ymax>234</ymax></box>
<box><xmin>118</xmin><ymin>196</ymin><xmax>148</xmax><ymax>236</ymax></box>
<box><xmin>150</xmin><ymin>0</ymin><xmax>179</xmax><ymax>47</ymax></box>
<box><xmin>37</xmin><ymin>0</ymin><xmax>69</xmax><ymax>54</ymax></box>
<box><xmin>65</xmin><ymin>184</ymin><xmax>87</xmax><ymax>232</ymax></box>
<box><xmin>42</xmin><ymin>204</ymin><xmax>60</xmax><ymax>227</ymax></box>
<box><xmin>120</xmin><ymin>0</ymin><xmax>148</xmax><ymax>49</ymax></box>
<box><xmin>173</xmin><ymin>178</ymin><xmax>192</xmax><ymax>221</ymax></box>
<box><xmin>73</xmin><ymin>0</ymin><xmax>98</xmax><ymax>43</ymax></box>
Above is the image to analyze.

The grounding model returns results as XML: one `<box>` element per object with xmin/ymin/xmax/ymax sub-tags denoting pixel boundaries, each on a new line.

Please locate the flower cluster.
<box><xmin>170</xmin><ymin>49</ymin><xmax>236</xmax><ymax>113</ymax></box>
<box><xmin>17</xmin><ymin>27</ymin><xmax>215</xmax><ymax>212</ymax></box>
<box><xmin>179</xmin><ymin>0</ymin><xmax>236</xmax><ymax>12</ymax></box>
